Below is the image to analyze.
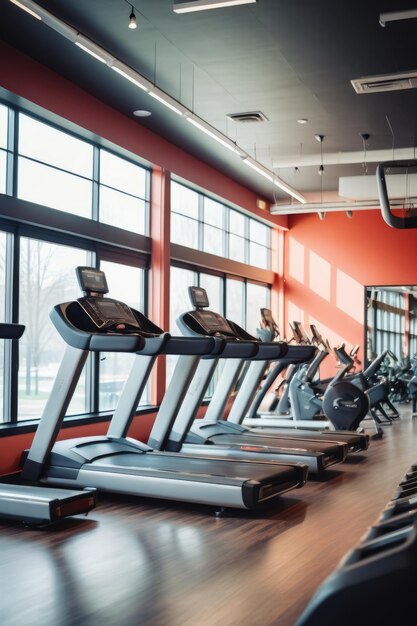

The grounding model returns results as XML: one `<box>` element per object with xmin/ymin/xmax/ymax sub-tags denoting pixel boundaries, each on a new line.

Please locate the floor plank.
<box><xmin>1</xmin><ymin>408</ymin><xmax>417</xmax><ymax>626</ymax></box>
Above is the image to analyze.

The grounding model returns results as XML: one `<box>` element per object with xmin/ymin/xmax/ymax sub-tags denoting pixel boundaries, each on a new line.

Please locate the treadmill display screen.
<box><xmin>189</xmin><ymin>286</ymin><xmax>209</xmax><ymax>308</ymax></box>
<box><xmin>77</xmin><ymin>267</ymin><xmax>108</xmax><ymax>294</ymax></box>
<box><xmin>191</xmin><ymin>310</ymin><xmax>235</xmax><ymax>335</ymax></box>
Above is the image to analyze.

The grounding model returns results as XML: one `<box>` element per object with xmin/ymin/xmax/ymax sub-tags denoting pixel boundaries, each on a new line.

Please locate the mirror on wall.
<box><xmin>365</xmin><ymin>286</ymin><xmax>417</xmax><ymax>369</ymax></box>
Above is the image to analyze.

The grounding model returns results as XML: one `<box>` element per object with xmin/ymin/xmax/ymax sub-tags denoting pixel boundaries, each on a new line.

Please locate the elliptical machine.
<box><xmin>246</xmin><ymin>315</ymin><xmax>375</xmax><ymax>435</ymax></box>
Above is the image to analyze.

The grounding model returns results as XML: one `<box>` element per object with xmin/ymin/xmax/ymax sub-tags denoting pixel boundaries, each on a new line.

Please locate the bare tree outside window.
<box><xmin>18</xmin><ymin>238</ymin><xmax>87</xmax><ymax>419</ymax></box>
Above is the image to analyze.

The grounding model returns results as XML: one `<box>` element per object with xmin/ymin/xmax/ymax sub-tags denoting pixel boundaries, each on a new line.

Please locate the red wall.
<box><xmin>284</xmin><ymin>209</ymin><xmax>417</xmax><ymax>372</ymax></box>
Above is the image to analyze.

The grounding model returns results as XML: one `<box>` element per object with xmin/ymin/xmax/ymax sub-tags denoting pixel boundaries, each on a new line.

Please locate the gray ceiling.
<box><xmin>2</xmin><ymin>0</ymin><xmax>417</xmax><ymax>204</ymax></box>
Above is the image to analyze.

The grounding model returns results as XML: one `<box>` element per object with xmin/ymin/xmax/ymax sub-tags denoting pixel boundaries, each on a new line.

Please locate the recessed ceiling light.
<box><xmin>133</xmin><ymin>110</ymin><xmax>152</xmax><ymax>117</ymax></box>
<box><xmin>297</xmin><ymin>118</ymin><xmax>308</xmax><ymax>124</ymax></box>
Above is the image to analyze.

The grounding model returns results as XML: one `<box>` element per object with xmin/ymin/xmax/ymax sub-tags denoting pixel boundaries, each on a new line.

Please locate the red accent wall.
<box><xmin>284</xmin><ymin>210</ymin><xmax>417</xmax><ymax>373</ymax></box>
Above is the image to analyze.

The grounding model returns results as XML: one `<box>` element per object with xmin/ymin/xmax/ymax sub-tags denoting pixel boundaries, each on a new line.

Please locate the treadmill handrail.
<box><xmin>0</xmin><ymin>323</ymin><xmax>25</xmax><ymax>340</ymax></box>
<box><xmin>376</xmin><ymin>160</ymin><xmax>417</xmax><ymax>229</ymax></box>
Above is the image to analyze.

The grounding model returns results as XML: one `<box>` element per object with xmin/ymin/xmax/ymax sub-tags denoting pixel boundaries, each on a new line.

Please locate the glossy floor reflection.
<box><xmin>1</xmin><ymin>408</ymin><xmax>417</xmax><ymax>626</ymax></box>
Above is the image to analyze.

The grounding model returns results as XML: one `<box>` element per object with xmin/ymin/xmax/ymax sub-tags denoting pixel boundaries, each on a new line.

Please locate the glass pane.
<box><xmin>18</xmin><ymin>239</ymin><xmax>88</xmax><ymax>420</ymax></box>
<box><xmin>171</xmin><ymin>213</ymin><xmax>199</xmax><ymax>248</ymax></box>
<box><xmin>203</xmin><ymin>224</ymin><xmax>223</xmax><ymax>256</ymax></box>
<box><xmin>0</xmin><ymin>105</ymin><xmax>7</xmax><ymax>149</ymax></box>
<box><xmin>249</xmin><ymin>242</ymin><xmax>269</xmax><ymax>269</ymax></box>
<box><xmin>228</xmin><ymin>233</ymin><xmax>246</xmax><ymax>263</ymax></box>
<box><xmin>99</xmin><ymin>186</ymin><xmax>146</xmax><ymax>235</ymax></box>
<box><xmin>0</xmin><ymin>150</ymin><xmax>6</xmax><ymax>194</ymax></box>
<box><xmin>0</xmin><ymin>232</ymin><xmax>6</xmax><ymax>322</ymax></box>
<box><xmin>99</xmin><ymin>262</ymin><xmax>145</xmax><ymax>411</ymax></box>
<box><xmin>229</xmin><ymin>210</ymin><xmax>245</xmax><ymax>235</ymax></box>
<box><xmin>200</xmin><ymin>273</ymin><xmax>223</xmax><ymax>314</ymax></box>
<box><xmin>170</xmin><ymin>266</ymin><xmax>196</xmax><ymax>332</ymax></box>
<box><xmin>18</xmin><ymin>113</ymin><xmax>93</xmax><ymax>177</ymax></box>
<box><xmin>171</xmin><ymin>182</ymin><xmax>199</xmax><ymax>218</ymax></box>
<box><xmin>168</xmin><ymin>266</ymin><xmax>196</xmax><ymax>386</ymax></box>
<box><xmin>249</xmin><ymin>219</ymin><xmax>269</xmax><ymax>245</ymax></box>
<box><xmin>100</xmin><ymin>150</ymin><xmax>146</xmax><ymax>198</ymax></box>
<box><xmin>18</xmin><ymin>157</ymin><xmax>92</xmax><ymax>217</ymax></box>
<box><xmin>246</xmin><ymin>283</ymin><xmax>270</xmax><ymax>335</ymax></box>
<box><xmin>204</xmin><ymin>198</ymin><xmax>223</xmax><ymax>226</ymax></box>
<box><xmin>0</xmin><ymin>231</ymin><xmax>6</xmax><ymax>421</ymax></box>
<box><xmin>199</xmin><ymin>273</ymin><xmax>223</xmax><ymax>397</ymax></box>
<box><xmin>226</xmin><ymin>278</ymin><xmax>244</xmax><ymax>327</ymax></box>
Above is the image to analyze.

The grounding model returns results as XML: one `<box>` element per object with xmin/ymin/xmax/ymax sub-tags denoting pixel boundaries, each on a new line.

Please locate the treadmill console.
<box><xmin>188</xmin><ymin>286</ymin><xmax>237</xmax><ymax>336</ymax></box>
<box><xmin>77</xmin><ymin>296</ymin><xmax>141</xmax><ymax>332</ymax></box>
<box><xmin>260</xmin><ymin>308</ymin><xmax>279</xmax><ymax>336</ymax></box>
<box><xmin>190</xmin><ymin>309</ymin><xmax>236</xmax><ymax>336</ymax></box>
<box><xmin>188</xmin><ymin>286</ymin><xmax>210</xmax><ymax>309</ymax></box>
<box><xmin>290</xmin><ymin>321</ymin><xmax>310</xmax><ymax>344</ymax></box>
<box><xmin>74</xmin><ymin>266</ymin><xmax>142</xmax><ymax>333</ymax></box>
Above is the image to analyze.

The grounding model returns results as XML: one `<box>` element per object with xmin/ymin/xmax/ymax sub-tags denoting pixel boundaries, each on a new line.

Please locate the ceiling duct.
<box><xmin>351</xmin><ymin>70</ymin><xmax>417</xmax><ymax>94</ymax></box>
<box><xmin>227</xmin><ymin>111</ymin><xmax>268</xmax><ymax>123</ymax></box>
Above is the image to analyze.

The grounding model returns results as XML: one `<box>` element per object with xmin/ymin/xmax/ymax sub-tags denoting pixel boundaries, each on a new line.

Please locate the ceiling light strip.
<box><xmin>173</xmin><ymin>0</ymin><xmax>256</xmax><ymax>14</ymax></box>
<box><xmin>9</xmin><ymin>0</ymin><xmax>41</xmax><ymax>19</ymax></box>
<box><xmin>149</xmin><ymin>89</ymin><xmax>186</xmax><ymax>115</ymax></box>
<box><xmin>9</xmin><ymin>0</ymin><xmax>306</xmax><ymax>205</ymax></box>
<box><xmin>379</xmin><ymin>9</ymin><xmax>417</xmax><ymax>27</ymax></box>
<box><xmin>186</xmin><ymin>116</ymin><xmax>239</xmax><ymax>153</ymax></box>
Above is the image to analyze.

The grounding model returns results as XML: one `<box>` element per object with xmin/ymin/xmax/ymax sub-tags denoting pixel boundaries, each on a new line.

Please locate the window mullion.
<box><xmin>92</xmin><ymin>145</ymin><xmax>100</xmax><ymax>222</ymax></box>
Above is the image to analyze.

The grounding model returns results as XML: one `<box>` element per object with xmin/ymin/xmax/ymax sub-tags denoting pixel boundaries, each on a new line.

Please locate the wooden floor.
<box><xmin>1</xmin><ymin>409</ymin><xmax>417</xmax><ymax>626</ymax></box>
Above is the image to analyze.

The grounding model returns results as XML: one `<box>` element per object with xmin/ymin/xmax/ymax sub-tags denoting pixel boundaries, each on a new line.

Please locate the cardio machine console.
<box><xmin>75</xmin><ymin>266</ymin><xmax>141</xmax><ymax>333</ymax></box>
<box><xmin>77</xmin><ymin>297</ymin><xmax>141</xmax><ymax>332</ymax></box>
<box><xmin>188</xmin><ymin>286</ymin><xmax>236</xmax><ymax>337</ymax></box>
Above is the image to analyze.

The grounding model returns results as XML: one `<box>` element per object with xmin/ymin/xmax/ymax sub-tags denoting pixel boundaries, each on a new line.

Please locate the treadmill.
<box><xmin>21</xmin><ymin>267</ymin><xmax>307</xmax><ymax>511</ymax></box>
<box><xmin>0</xmin><ymin>323</ymin><xmax>97</xmax><ymax>526</ymax></box>
<box><xmin>148</xmin><ymin>286</ymin><xmax>349</xmax><ymax>474</ymax></box>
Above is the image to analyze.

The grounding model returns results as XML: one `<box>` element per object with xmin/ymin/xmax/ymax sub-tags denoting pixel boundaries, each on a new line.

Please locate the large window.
<box><xmin>169</xmin><ymin>264</ymin><xmax>270</xmax><ymax>392</ymax></box>
<box><xmin>99</xmin><ymin>261</ymin><xmax>145</xmax><ymax>411</ymax></box>
<box><xmin>0</xmin><ymin>102</ymin><xmax>150</xmax><ymax>424</ymax></box>
<box><xmin>18</xmin><ymin>114</ymin><xmax>93</xmax><ymax>217</ymax></box>
<box><xmin>0</xmin><ymin>98</ymin><xmax>273</xmax><ymax>427</ymax></box>
<box><xmin>0</xmin><ymin>230</ymin><xmax>6</xmax><ymax>420</ymax></box>
<box><xmin>367</xmin><ymin>288</ymin><xmax>405</xmax><ymax>360</ymax></box>
<box><xmin>99</xmin><ymin>150</ymin><xmax>147</xmax><ymax>234</ymax></box>
<box><xmin>246</xmin><ymin>282</ymin><xmax>270</xmax><ymax>336</ymax></box>
<box><xmin>18</xmin><ymin>239</ymin><xmax>90</xmax><ymax>420</ymax></box>
<box><xmin>167</xmin><ymin>266</ymin><xmax>197</xmax><ymax>385</ymax></box>
<box><xmin>0</xmin><ymin>104</ymin><xmax>7</xmax><ymax>195</ymax></box>
<box><xmin>171</xmin><ymin>184</ymin><xmax>199</xmax><ymax>249</ymax></box>
<box><xmin>16</xmin><ymin>113</ymin><xmax>149</xmax><ymax>234</ymax></box>
<box><xmin>171</xmin><ymin>181</ymin><xmax>271</xmax><ymax>269</ymax></box>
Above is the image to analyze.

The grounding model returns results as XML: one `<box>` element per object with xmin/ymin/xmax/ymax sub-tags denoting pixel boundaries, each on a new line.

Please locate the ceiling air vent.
<box><xmin>227</xmin><ymin>111</ymin><xmax>269</xmax><ymax>123</ymax></box>
<box><xmin>351</xmin><ymin>70</ymin><xmax>417</xmax><ymax>94</ymax></box>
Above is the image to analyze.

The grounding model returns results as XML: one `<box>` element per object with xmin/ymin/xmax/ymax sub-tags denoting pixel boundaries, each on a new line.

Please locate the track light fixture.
<box><xmin>128</xmin><ymin>6</ymin><xmax>137</xmax><ymax>29</ymax></box>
